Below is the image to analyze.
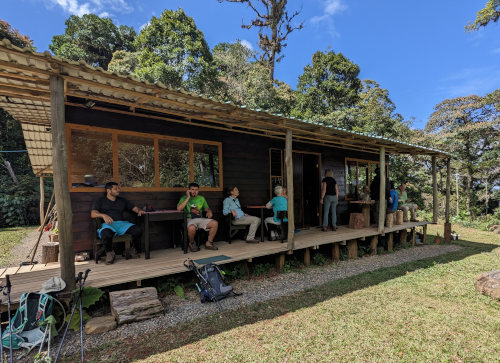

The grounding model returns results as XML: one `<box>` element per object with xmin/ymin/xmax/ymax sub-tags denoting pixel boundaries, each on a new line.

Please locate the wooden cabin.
<box><xmin>0</xmin><ymin>39</ymin><xmax>454</xmax><ymax>301</ymax></box>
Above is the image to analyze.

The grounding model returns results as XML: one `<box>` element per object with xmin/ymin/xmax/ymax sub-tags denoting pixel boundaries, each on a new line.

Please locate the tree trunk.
<box><xmin>466</xmin><ymin>166</ymin><xmax>472</xmax><ymax>217</ymax></box>
<box><xmin>3</xmin><ymin>160</ymin><xmax>18</xmax><ymax>184</ymax></box>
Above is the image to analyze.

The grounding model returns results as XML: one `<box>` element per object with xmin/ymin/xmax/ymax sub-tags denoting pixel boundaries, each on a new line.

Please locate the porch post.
<box><xmin>51</xmin><ymin>75</ymin><xmax>75</xmax><ymax>291</ymax></box>
<box><xmin>39</xmin><ymin>176</ymin><xmax>45</xmax><ymax>226</ymax></box>
<box><xmin>285</xmin><ymin>129</ymin><xmax>295</xmax><ymax>250</ymax></box>
<box><xmin>378</xmin><ymin>147</ymin><xmax>385</xmax><ymax>233</ymax></box>
<box><xmin>444</xmin><ymin>158</ymin><xmax>451</xmax><ymax>243</ymax></box>
<box><xmin>432</xmin><ymin>156</ymin><xmax>438</xmax><ymax>223</ymax></box>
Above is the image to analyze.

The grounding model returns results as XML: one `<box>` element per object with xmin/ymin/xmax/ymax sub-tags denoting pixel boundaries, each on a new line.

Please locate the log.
<box><xmin>347</xmin><ymin>239</ymin><xmax>358</xmax><ymax>259</ymax></box>
<box><xmin>41</xmin><ymin>242</ymin><xmax>59</xmax><ymax>263</ymax></box>
<box><xmin>387</xmin><ymin>233</ymin><xmax>393</xmax><ymax>251</ymax></box>
<box><xmin>370</xmin><ymin>236</ymin><xmax>378</xmax><ymax>255</ymax></box>
<box><xmin>349</xmin><ymin>213</ymin><xmax>364</xmax><ymax>229</ymax></box>
<box><xmin>395</xmin><ymin>210</ymin><xmax>404</xmax><ymax>225</ymax></box>
<box><xmin>332</xmin><ymin>243</ymin><xmax>340</xmax><ymax>262</ymax></box>
<box><xmin>109</xmin><ymin>287</ymin><xmax>163</xmax><ymax>325</ymax></box>
<box><xmin>361</xmin><ymin>204</ymin><xmax>370</xmax><ymax>227</ymax></box>
<box><xmin>304</xmin><ymin>248</ymin><xmax>310</xmax><ymax>267</ymax></box>
<box><xmin>385</xmin><ymin>213</ymin><xmax>394</xmax><ymax>228</ymax></box>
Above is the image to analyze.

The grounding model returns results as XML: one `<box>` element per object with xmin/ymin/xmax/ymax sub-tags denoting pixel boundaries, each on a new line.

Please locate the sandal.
<box><xmin>205</xmin><ymin>242</ymin><xmax>218</xmax><ymax>251</ymax></box>
<box><xmin>188</xmin><ymin>242</ymin><xmax>200</xmax><ymax>252</ymax></box>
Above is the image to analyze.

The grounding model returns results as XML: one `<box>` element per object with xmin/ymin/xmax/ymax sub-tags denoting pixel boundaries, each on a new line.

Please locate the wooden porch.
<box><xmin>1</xmin><ymin>221</ymin><xmax>428</xmax><ymax>304</ymax></box>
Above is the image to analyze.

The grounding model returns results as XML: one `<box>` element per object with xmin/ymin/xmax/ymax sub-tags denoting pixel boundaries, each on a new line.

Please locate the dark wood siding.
<box><xmin>67</xmin><ymin>106</ymin><xmax>382</xmax><ymax>252</ymax></box>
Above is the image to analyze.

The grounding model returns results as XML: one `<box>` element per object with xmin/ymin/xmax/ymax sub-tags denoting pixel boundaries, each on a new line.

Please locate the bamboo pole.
<box><xmin>378</xmin><ymin>147</ymin><xmax>386</xmax><ymax>233</ymax></box>
<box><xmin>39</xmin><ymin>176</ymin><xmax>45</xmax><ymax>226</ymax></box>
<box><xmin>51</xmin><ymin>75</ymin><xmax>75</xmax><ymax>292</ymax></box>
<box><xmin>285</xmin><ymin>129</ymin><xmax>295</xmax><ymax>250</ymax></box>
<box><xmin>28</xmin><ymin>192</ymin><xmax>55</xmax><ymax>263</ymax></box>
<box><xmin>432</xmin><ymin>156</ymin><xmax>438</xmax><ymax>223</ymax></box>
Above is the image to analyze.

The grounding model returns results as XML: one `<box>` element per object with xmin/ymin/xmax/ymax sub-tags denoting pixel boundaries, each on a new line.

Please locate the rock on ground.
<box><xmin>475</xmin><ymin>270</ymin><xmax>500</xmax><ymax>300</ymax></box>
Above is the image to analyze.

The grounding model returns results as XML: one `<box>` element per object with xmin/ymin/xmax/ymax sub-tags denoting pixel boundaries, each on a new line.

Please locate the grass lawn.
<box><xmin>77</xmin><ymin>225</ymin><xmax>500</xmax><ymax>362</ymax></box>
<box><xmin>0</xmin><ymin>226</ymin><xmax>36</xmax><ymax>266</ymax></box>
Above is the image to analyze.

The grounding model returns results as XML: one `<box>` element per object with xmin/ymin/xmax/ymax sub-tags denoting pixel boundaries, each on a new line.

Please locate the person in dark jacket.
<box><xmin>320</xmin><ymin>169</ymin><xmax>339</xmax><ymax>231</ymax></box>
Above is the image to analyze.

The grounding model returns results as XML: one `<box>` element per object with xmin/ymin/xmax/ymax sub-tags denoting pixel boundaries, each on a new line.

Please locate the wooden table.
<box><xmin>247</xmin><ymin>205</ymin><xmax>266</xmax><ymax>242</ymax></box>
<box><xmin>142</xmin><ymin>210</ymin><xmax>187</xmax><ymax>258</ymax></box>
<box><xmin>349</xmin><ymin>200</ymin><xmax>375</xmax><ymax>228</ymax></box>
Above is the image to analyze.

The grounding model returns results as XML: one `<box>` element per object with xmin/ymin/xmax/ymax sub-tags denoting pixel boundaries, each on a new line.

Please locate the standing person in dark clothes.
<box><xmin>320</xmin><ymin>169</ymin><xmax>339</xmax><ymax>231</ymax></box>
<box><xmin>91</xmin><ymin>182</ymin><xmax>144</xmax><ymax>264</ymax></box>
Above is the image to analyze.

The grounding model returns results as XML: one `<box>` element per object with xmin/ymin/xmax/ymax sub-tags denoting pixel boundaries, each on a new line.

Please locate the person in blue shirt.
<box><xmin>387</xmin><ymin>181</ymin><xmax>399</xmax><ymax>212</ymax></box>
<box><xmin>265</xmin><ymin>185</ymin><xmax>288</xmax><ymax>240</ymax></box>
<box><xmin>223</xmin><ymin>186</ymin><xmax>261</xmax><ymax>243</ymax></box>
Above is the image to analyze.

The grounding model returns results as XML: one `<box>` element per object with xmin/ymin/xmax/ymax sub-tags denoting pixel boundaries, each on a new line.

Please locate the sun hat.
<box><xmin>40</xmin><ymin>276</ymin><xmax>66</xmax><ymax>294</ymax></box>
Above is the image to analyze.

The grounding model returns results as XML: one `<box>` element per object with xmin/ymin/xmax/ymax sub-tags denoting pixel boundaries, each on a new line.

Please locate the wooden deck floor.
<box><xmin>1</xmin><ymin>221</ymin><xmax>428</xmax><ymax>303</ymax></box>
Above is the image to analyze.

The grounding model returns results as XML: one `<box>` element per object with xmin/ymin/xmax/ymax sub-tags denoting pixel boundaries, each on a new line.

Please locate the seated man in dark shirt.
<box><xmin>91</xmin><ymin>182</ymin><xmax>144</xmax><ymax>264</ymax></box>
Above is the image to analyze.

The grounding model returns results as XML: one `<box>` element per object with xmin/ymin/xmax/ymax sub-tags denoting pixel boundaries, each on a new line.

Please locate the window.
<box><xmin>118</xmin><ymin>135</ymin><xmax>155</xmax><ymax>188</ymax></box>
<box><xmin>68</xmin><ymin>124</ymin><xmax>223</xmax><ymax>191</ymax></box>
<box><xmin>269</xmin><ymin>148</ymin><xmax>284</xmax><ymax>198</ymax></box>
<box><xmin>345</xmin><ymin>158</ymin><xmax>384</xmax><ymax>200</ymax></box>
<box><xmin>193</xmin><ymin>144</ymin><xmax>220</xmax><ymax>188</ymax></box>
<box><xmin>70</xmin><ymin>129</ymin><xmax>113</xmax><ymax>187</ymax></box>
<box><xmin>159</xmin><ymin>139</ymin><xmax>189</xmax><ymax>188</ymax></box>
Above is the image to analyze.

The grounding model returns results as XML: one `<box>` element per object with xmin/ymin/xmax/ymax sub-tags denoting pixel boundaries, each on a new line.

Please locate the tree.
<box><xmin>49</xmin><ymin>14</ymin><xmax>136</xmax><ymax>69</ymax></box>
<box><xmin>426</xmin><ymin>95</ymin><xmax>500</xmax><ymax>216</ymax></box>
<box><xmin>134</xmin><ymin>9</ymin><xmax>219</xmax><ymax>94</ymax></box>
<box><xmin>108</xmin><ymin>50</ymin><xmax>139</xmax><ymax>75</ymax></box>
<box><xmin>291</xmin><ymin>50</ymin><xmax>361</xmax><ymax>120</ymax></box>
<box><xmin>219</xmin><ymin>0</ymin><xmax>303</xmax><ymax>80</ymax></box>
<box><xmin>466</xmin><ymin>0</ymin><xmax>500</xmax><ymax>31</ymax></box>
<box><xmin>212</xmin><ymin>41</ymin><xmax>294</xmax><ymax>114</ymax></box>
<box><xmin>0</xmin><ymin>19</ymin><xmax>34</xmax><ymax>49</ymax></box>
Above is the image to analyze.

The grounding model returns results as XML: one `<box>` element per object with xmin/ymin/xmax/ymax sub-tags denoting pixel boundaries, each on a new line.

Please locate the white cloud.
<box><xmin>311</xmin><ymin>0</ymin><xmax>347</xmax><ymax>24</ymax></box>
<box><xmin>48</xmin><ymin>0</ymin><xmax>133</xmax><ymax>16</ymax></box>
<box><xmin>491</xmin><ymin>47</ymin><xmax>500</xmax><ymax>54</ymax></box>
<box><xmin>438</xmin><ymin>66</ymin><xmax>500</xmax><ymax>98</ymax></box>
<box><xmin>240</xmin><ymin>39</ymin><xmax>254</xmax><ymax>51</ymax></box>
<box><xmin>139</xmin><ymin>22</ymin><xmax>149</xmax><ymax>31</ymax></box>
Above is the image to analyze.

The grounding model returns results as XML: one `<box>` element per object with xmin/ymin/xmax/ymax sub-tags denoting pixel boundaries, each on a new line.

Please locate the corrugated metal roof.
<box><xmin>0</xmin><ymin>38</ymin><xmax>451</xmax><ymax>175</ymax></box>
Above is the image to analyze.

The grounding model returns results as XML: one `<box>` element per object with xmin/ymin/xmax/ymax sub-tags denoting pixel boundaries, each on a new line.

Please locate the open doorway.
<box><xmin>293</xmin><ymin>152</ymin><xmax>321</xmax><ymax>228</ymax></box>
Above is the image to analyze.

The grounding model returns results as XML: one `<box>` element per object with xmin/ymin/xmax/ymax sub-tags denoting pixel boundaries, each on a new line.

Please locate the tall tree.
<box><xmin>134</xmin><ymin>9</ymin><xmax>219</xmax><ymax>94</ymax></box>
<box><xmin>212</xmin><ymin>41</ymin><xmax>294</xmax><ymax>113</ymax></box>
<box><xmin>291</xmin><ymin>50</ymin><xmax>361</xmax><ymax>120</ymax></box>
<box><xmin>219</xmin><ymin>0</ymin><xmax>303</xmax><ymax>80</ymax></box>
<box><xmin>426</xmin><ymin>95</ymin><xmax>499</xmax><ymax>216</ymax></box>
<box><xmin>50</xmin><ymin>14</ymin><xmax>136</xmax><ymax>69</ymax></box>
<box><xmin>466</xmin><ymin>0</ymin><xmax>500</xmax><ymax>31</ymax></box>
<box><xmin>0</xmin><ymin>19</ymin><xmax>34</xmax><ymax>49</ymax></box>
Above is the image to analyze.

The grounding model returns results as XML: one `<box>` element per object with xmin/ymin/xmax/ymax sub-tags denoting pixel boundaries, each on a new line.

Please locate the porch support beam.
<box><xmin>285</xmin><ymin>129</ymin><xmax>295</xmax><ymax>250</ymax></box>
<box><xmin>378</xmin><ymin>147</ymin><xmax>386</xmax><ymax>233</ymax></box>
<box><xmin>51</xmin><ymin>75</ymin><xmax>75</xmax><ymax>292</ymax></box>
<box><xmin>444</xmin><ymin>158</ymin><xmax>452</xmax><ymax>243</ymax></box>
<box><xmin>432</xmin><ymin>156</ymin><xmax>438</xmax><ymax>223</ymax></box>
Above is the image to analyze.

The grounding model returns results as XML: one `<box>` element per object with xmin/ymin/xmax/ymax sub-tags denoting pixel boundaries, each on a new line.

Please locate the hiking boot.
<box><xmin>246</xmin><ymin>238</ymin><xmax>260</xmax><ymax>244</ymax></box>
<box><xmin>105</xmin><ymin>251</ymin><xmax>115</xmax><ymax>265</ymax></box>
<box><xmin>332</xmin><ymin>226</ymin><xmax>337</xmax><ymax>231</ymax></box>
<box><xmin>125</xmin><ymin>247</ymin><xmax>140</xmax><ymax>259</ymax></box>
<box><xmin>188</xmin><ymin>242</ymin><xmax>200</xmax><ymax>252</ymax></box>
<box><xmin>205</xmin><ymin>242</ymin><xmax>218</xmax><ymax>250</ymax></box>
<box><xmin>321</xmin><ymin>227</ymin><xmax>328</xmax><ymax>232</ymax></box>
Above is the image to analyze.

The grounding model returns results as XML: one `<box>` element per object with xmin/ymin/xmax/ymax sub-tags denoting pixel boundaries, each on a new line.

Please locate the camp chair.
<box><xmin>268</xmin><ymin>211</ymin><xmax>288</xmax><ymax>243</ymax></box>
<box><xmin>1</xmin><ymin>292</ymin><xmax>65</xmax><ymax>358</ymax></box>
<box><xmin>224</xmin><ymin>214</ymin><xmax>248</xmax><ymax>244</ymax></box>
<box><xmin>92</xmin><ymin>218</ymin><xmax>132</xmax><ymax>263</ymax></box>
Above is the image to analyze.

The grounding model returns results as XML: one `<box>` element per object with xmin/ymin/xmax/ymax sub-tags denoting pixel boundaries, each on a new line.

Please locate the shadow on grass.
<box><xmin>77</xmin><ymin>239</ymin><xmax>498</xmax><ymax>363</ymax></box>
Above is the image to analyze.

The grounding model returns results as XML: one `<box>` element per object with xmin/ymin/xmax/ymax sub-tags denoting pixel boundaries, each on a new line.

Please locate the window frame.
<box><xmin>67</xmin><ymin>124</ymin><xmax>223</xmax><ymax>192</ymax></box>
<box><xmin>344</xmin><ymin>157</ymin><xmax>388</xmax><ymax>201</ymax></box>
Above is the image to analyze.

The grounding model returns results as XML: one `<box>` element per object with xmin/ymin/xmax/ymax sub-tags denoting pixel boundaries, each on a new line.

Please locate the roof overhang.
<box><xmin>0</xmin><ymin>39</ymin><xmax>452</xmax><ymax>176</ymax></box>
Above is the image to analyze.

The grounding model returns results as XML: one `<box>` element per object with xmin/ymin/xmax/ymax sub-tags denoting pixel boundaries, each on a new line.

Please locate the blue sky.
<box><xmin>2</xmin><ymin>0</ymin><xmax>499</xmax><ymax>129</ymax></box>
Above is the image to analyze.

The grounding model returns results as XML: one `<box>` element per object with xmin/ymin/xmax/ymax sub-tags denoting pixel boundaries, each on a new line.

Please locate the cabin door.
<box><xmin>292</xmin><ymin>152</ymin><xmax>321</xmax><ymax>228</ymax></box>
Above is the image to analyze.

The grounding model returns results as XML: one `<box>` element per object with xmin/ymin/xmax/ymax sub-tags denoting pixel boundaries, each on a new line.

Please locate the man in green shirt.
<box><xmin>177</xmin><ymin>182</ymin><xmax>219</xmax><ymax>252</ymax></box>
<box><xmin>398</xmin><ymin>182</ymin><xmax>418</xmax><ymax>222</ymax></box>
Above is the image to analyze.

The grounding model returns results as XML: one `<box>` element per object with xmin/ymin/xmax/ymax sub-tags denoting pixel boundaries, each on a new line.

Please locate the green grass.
<box><xmin>77</xmin><ymin>225</ymin><xmax>500</xmax><ymax>363</ymax></box>
<box><xmin>0</xmin><ymin>226</ymin><xmax>36</xmax><ymax>266</ymax></box>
